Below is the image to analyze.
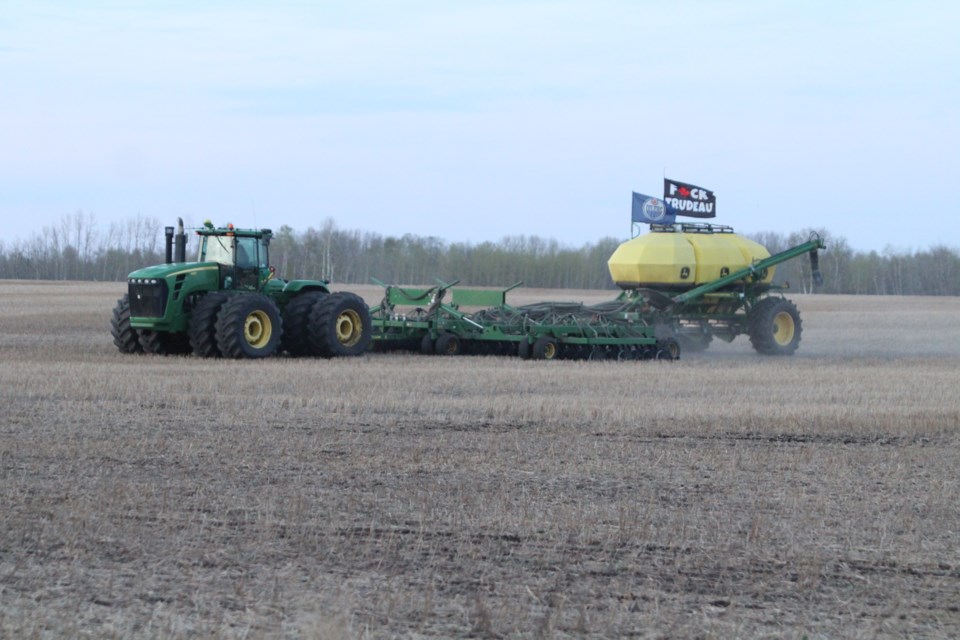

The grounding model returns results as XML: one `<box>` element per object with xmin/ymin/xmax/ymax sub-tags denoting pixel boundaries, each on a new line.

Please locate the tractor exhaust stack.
<box><xmin>174</xmin><ymin>218</ymin><xmax>186</xmax><ymax>263</ymax></box>
<box><xmin>164</xmin><ymin>226</ymin><xmax>175</xmax><ymax>264</ymax></box>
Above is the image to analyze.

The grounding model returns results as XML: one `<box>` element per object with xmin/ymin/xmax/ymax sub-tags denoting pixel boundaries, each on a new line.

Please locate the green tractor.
<box><xmin>110</xmin><ymin>219</ymin><xmax>371</xmax><ymax>358</ymax></box>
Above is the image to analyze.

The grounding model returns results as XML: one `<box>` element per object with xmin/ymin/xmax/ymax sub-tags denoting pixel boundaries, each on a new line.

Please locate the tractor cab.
<box><xmin>196</xmin><ymin>224</ymin><xmax>272</xmax><ymax>291</ymax></box>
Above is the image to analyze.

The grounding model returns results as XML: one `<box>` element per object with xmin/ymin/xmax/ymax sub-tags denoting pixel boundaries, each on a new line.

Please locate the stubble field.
<box><xmin>1</xmin><ymin>280</ymin><xmax>959</xmax><ymax>638</ymax></box>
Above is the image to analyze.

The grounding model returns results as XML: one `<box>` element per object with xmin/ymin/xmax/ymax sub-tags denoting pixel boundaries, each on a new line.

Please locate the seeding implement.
<box><xmin>369</xmin><ymin>224</ymin><xmax>825</xmax><ymax>360</ymax></box>
<box><xmin>111</xmin><ymin>219</ymin><xmax>371</xmax><ymax>358</ymax></box>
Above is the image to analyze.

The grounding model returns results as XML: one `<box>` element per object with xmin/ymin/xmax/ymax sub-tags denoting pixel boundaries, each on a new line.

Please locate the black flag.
<box><xmin>663</xmin><ymin>178</ymin><xmax>716</xmax><ymax>218</ymax></box>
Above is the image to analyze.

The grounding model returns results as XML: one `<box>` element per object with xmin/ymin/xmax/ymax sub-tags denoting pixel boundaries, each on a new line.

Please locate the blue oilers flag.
<box><xmin>663</xmin><ymin>178</ymin><xmax>716</xmax><ymax>218</ymax></box>
<box><xmin>632</xmin><ymin>192</ymin><xmax>675</xmax><ymax>225</ymax></box>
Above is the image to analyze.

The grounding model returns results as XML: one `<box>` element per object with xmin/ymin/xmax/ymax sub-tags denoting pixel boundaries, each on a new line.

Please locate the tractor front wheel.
<box><xmin>215</xmin><ymin>294</ymin><xmax>283</xmax><ymax>358</ymax></box>
<box><xmin>188</xmin><ymin>292</ymin><xmax>229</xmax><ymax>358</ymax></box>
<box><xmin>748</xmin><ymin>297</ymin><xmax>802</xmax><ymax>356</ymax></box>
<box><xmin>308</xmin><ymin>292</ymin><xmax>372</xmax><ymax>357</ymax></box>
<box><xmin>110</xmin><ymin>294</ymin><xmax>143</xmax><ymax>354</ymax></box>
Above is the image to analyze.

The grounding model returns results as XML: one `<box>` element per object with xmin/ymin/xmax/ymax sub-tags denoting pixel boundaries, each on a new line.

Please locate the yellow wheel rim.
<box><xmin>335</xmin><ymin>309</ymin><xmax>363</xmax><ymax>346</ymax></box>
<box><xmin>772</xmin><ymin>311</ymin><xmax>796</xmax><ymax>346</ymax></box>
<box><xmin>543</xmin><ymin>342</ymin><xmax>557</xmax><ymax>359</ymax></box>
<box><xmin>244</xmin><ymin>310</ymin><xmax>273</xmax><ymax>348</ymax></box>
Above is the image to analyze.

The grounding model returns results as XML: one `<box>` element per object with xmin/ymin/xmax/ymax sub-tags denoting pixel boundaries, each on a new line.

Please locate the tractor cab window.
<box><xmin>200</xmin><ymin>233</ymin><xmax>268</xmax><ymax>290</ymax></box>
<box><xmin>257</xmin><ymin>238</ymin><xmax>270</xmax><ymax>269</ymax></box>
<box><xmin>234</xmin><ymin>236</ymin><xmax>266</xmax><ymax>290</ymax></box>
<box><xmin>235</xmin><ymin>237</ymin><xmax>258</xmax><ymax>269</ymax></box>
<box><xmin>200</xmin><ymin>235</ymin><xmax>234</xmax><ymax>266</ymax></box>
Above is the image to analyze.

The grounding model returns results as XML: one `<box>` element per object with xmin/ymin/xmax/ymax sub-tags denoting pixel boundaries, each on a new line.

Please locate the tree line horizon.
<box><xmin>0</xmin><ymin>212</ymin><xmax>957</xmax><ymax>296</ymax></box>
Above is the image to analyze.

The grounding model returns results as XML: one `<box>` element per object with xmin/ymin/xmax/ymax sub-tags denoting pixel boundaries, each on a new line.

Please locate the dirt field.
<box><xmin>1</xmin><ymin>280</ymin><xmax>959</xmax><ymax>638</ymax></box>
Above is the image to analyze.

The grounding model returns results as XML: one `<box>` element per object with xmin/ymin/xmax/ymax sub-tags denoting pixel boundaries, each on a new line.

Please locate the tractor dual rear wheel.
<box><xmin>215</xmin><ymin>293</ymin><xmax>283</xmax><ymax>358</ymax></box>
<box><xmin>308</xmin><ymin>292</ymin><xmax>372</xmax><ymax>358</ymax></box>
<box><xmin>748</xmin><ymin>297</ymin><xmax>802</xmax><ymax>356</ymax></box>
<box><xmin>282</xmin><ymin>291</ymin><xmax>326</xmax><ymax>357</ymax></box>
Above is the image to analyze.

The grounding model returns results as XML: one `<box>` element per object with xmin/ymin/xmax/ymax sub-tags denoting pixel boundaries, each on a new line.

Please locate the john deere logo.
<box><xmin>642</xmin><ymin>198</ymin><xmax>667</xmax><ymax>222</ymax></box>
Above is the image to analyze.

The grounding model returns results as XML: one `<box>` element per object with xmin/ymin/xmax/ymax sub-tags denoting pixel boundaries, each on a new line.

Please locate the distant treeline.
<box><xmin>1</xmin><ymin>212</ymin><xmax>958</xmax><ymax>296</ymax></box>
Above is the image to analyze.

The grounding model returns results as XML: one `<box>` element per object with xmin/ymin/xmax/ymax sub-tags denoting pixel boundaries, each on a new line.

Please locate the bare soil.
<box><xmin>1</xmin><ymin>280</ymin><xmax>958</xmax><ymax>638</ymax></box>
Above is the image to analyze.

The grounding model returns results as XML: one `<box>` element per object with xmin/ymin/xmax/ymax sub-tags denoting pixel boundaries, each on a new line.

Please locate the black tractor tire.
<box><xmin>656</xmin><ymin>338</ymin><xmax>681</xmax><ymax>360</ymax></box>
<box><xmin>307</xmin><ymin>292</ymin><xmax>372</xmax><ymax>358</ymax></box>
<box><xmin>748</xmin><ymin>297</ymin><xmax>802</xmax><ymax>356</ymax></box>
<box><xmin>188</xmin><ymin>292</ymin><xmax>230</xmax><ymax>358</ymax></box>
<box><xmin>139</xmin><ymin>330</ymin><xmax>192</xmax><ymax>355</ymax></box>
<box><xmin>282</xmin><ymin>291</ymin><xmax>326</xmax><ymax>357</ymax></box>
<box><xmin>420</xmin><ymin>333</ymin><xmax>436</xmax><ymax>355</ymax></box>
<box><xmin>215</xmin><ymin>293</ymin><xmax>283</xmax><ymax>359</ymax></box>
<box><xmin>532</xmin><ymin>336</ymin><xmax>560</xmax><ymax>360</ymax></box>
<box><xmin>110</xmin><ymin>294</ymin><xmax>143</xmax><ymax>354</ymax></box>
<box><xmin>434</xmin><ymin>332</ymin><xmax>462</xmax><ymax>356</ymax></box>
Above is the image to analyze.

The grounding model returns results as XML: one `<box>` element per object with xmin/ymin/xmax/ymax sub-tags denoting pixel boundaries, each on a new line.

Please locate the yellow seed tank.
<box><xmin>607</xmin><ymin>225</ymin><xmax>774</xmax><ymax>289</ymax></box>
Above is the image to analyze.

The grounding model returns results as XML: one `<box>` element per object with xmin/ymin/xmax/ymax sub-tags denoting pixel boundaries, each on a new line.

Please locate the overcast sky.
<box><xmin>1</xmin><ymin>1</ymin><xmax>957</xmax><ymax>252</ymax></box>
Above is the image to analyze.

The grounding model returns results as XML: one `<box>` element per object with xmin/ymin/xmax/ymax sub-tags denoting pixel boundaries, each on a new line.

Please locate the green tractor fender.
<box><xmin>263</xmin><ymin>278</ymin><xmax>332</xmax><ymax>307</ymax></box>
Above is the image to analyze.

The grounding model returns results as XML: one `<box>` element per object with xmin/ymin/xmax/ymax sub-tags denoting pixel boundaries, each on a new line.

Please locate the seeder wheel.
<box><xmin>435</xmin><ymin>333</ymin><xmax>462</xmax><ymax>356</ymax></box>
<box><xmin>748</xmin><ymin>297</ymin><xmax>802</xmax><ymax>356</ymax></box>
<box><xmin>655</xmin><ymin>338</ymin><xmax>680</xmax><ymax>360</ymax></box>
<box><xmin>532</xmin><ymin>336</ymin><xmax>560</xmax><ymax>360</ymax></box>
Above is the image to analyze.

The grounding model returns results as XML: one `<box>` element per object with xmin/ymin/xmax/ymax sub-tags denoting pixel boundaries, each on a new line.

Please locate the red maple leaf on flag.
<box><xmin>678</xmin><ymin>186</ymin><xmax>691</xmax><ymax>197</ymax></box>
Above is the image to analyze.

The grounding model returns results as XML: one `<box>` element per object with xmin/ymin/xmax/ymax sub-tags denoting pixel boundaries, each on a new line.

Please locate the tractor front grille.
<box><xmin>128</xmin><ymin>279</ymin><xmax>169</xmax><ymax>318</ymax></box>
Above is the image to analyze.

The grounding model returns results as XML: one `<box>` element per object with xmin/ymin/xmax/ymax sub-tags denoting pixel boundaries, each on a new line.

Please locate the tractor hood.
<box><xmin>127</xmin><ymin>261</ymin><xmax>221</xmax><ymax>282</ymax></box>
